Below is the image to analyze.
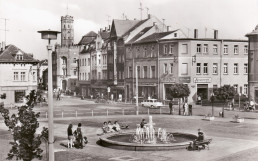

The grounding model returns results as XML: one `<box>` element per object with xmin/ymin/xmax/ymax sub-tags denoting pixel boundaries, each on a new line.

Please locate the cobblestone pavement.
<box><xmin>1</xmin><ymin>97</ymin><xmax>258</xmax><ymax>161</ymax></box>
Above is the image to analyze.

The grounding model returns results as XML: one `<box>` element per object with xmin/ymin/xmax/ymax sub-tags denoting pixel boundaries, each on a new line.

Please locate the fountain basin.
<box><xmin>99</xmin><ymin>132</ymin><xmax>197</xmax><ymax>151</ymax></box>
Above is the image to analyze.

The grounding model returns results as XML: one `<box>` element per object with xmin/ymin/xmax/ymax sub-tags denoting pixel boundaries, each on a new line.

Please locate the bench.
<box><xmin>187</xmin><ymin>139</ymin><xmax>212</xmax><ymax>151</ymax></box>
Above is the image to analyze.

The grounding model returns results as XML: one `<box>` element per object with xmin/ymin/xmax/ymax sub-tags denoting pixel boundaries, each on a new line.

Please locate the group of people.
<box><xmin>187</xmin><ymin>129</ymin><xmax>205</xmax><ymax>150</ymax></box>
<box><xmin>67</xmin><ymin>123</ymin><xmax>88</xmax><ymax>149</ymax></box>
<box><xmin>102</xmin><ymin>121</ymin><xmax>121</xmax><ymax>133</ymax></box>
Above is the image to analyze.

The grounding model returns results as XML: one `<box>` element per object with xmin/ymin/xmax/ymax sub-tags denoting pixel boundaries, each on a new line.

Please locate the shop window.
<box><xmin>15</xmin><ymin>90</ymin><xmax>26</xmax><ymax>103</ymax></box>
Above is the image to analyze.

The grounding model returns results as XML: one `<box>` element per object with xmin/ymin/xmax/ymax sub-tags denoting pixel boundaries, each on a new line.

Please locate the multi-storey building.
<box><xmin>125</xmin><ymin>29</ymin><xmax>248</xmax><ymax>103</ymax></box>
<box><xmin>0</xmin><ymin>44</ymin><xmax>38</xmax><ymax>107</ymax></box>
<box><xmin>108</xmin><ymin>15</ymin><xmax>165</xmax><ymax>101</ymax></box>
<box><xmin>53</xmin><ymin>14</ymin><xmax>81</xmax><ymax>92</ymax></box>
<box><xmin>246</xmin><ymin>25</ymin><xmax>258</xmax><ymax>103</ymax></box>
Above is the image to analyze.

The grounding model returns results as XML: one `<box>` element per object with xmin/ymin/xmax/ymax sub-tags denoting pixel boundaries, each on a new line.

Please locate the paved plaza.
<box><xmin>1</xmin><ymin>97</ymin><xmax>258</xmax><ymax>161</ymax></box>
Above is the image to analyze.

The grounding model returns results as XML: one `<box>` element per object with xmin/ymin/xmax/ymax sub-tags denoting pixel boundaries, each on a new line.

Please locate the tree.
<box><xmin>213</xmin><ymin>85</ymin><xmax>237</xmax><ymax>117</ymax></box>
<box><xmin>169</xmin><ymin>83</ymin><xmax>190</xmax><ymax>115</ymax></box>
<box><xmin>0</xmin><ymin>90</ymin><xmax>47</xmax><ymax>161</ymax></box>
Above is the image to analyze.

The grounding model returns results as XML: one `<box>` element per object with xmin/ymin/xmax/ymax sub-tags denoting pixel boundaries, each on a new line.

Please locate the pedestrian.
<box><xmin>76</xmin><ymin>123</ymin><xmax>83</xmax><ymax>149</ymax></box>
<box><xmin>57</xmin><ymin>89</ymin><xmax>61</xmax><ymax>101</ymax></box>
<box><xmin>189</xmin><ymin>103</ymin><xmax>193</xmax><ymax>116</ymax></box>
<box><xmin>67</xmin><ymin>124</ymin><xmax>74</xmax><ymax>148</ymax></box>
<box><xmin>183</xmin><ymin>102</ymin><xmax>189</xmax><ymax>116</ymax></box>
<box><xmin>169</xmin><ymin>101</ymin><xmax>173</xmax><ymax>115</ymax></box>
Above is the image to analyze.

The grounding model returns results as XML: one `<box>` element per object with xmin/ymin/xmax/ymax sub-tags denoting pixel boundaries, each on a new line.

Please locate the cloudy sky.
<box><xmin>0</xmin><ymin>0</ymin><xmax>258</xmax><ymax>60</ymax></box>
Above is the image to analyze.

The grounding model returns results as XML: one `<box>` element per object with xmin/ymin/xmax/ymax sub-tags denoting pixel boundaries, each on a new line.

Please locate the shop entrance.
<box><xmin>62</xmin><ymin>80</ymin><xmax>67</xmax><ymax>91</ymax></box>
<box><xmin>197</xmin><ymin>84</ymin><xmax>208</xmax><ymax>100</ymax></box>
<box><xmin>255</xmin><ymin>89</ymin><xmax>258</xmax><ymax>103</ymax></box>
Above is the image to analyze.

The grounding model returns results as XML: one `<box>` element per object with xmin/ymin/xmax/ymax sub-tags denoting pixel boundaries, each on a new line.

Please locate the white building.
<box><xmin>0</xmin><ymin>44</ymin><xmax>38</xmax><ymax>107</ymax></box>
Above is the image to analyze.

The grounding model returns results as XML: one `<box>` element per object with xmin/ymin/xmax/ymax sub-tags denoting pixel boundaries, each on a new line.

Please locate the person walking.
<box><xmin>169</xmin><ymin>101</ymin><xmax>173</xmax><ymax>115</ymax></box>
<box><xmin>57</xmin><ymin>89</ymin><xmax>61</xmax><ymax>101</ymax></box>
<box><xmin>189</xmin><ymin>103</ymin><xmax>193</xmax><ymax>116</ymax></box>
<box><xmin>67</xmin><ymin>124</ymin><xmax>74</xmax><ymax>148</ymax></box>
<box><xmin>183</xmin><ymin>102</ymin><xmax>189</xmax><ymax>116</ymax></box>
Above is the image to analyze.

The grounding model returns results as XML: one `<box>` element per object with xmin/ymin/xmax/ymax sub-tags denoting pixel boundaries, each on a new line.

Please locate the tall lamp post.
<box><xmin>38</xmin><ymin>29</ymin><xmax>60</xmax><ymax>161</ymax></box>
<box><xmin>210</xmin><ymin>93</ymin><xmax>215</xmax><ymax>116</ymax></box>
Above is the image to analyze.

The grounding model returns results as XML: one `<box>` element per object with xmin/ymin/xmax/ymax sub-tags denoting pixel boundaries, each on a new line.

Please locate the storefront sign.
<box><xmin>160</xmin><ymin>77</ymin><xmax>176</xmax><ymax>83</ymax></box>
<box><xmin>193</xmin><ymin>77</ymin><xmax>211</xmax><ymax>83</ymax></box>
<box><xmin>179</xmin><ymin>77</ymin><xmax>191</xmax><ymax>83</ymax></box>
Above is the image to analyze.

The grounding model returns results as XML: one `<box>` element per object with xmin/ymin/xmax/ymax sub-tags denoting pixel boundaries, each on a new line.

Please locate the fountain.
<box><xmin>99</xmin><ymin>116</ymin><xmax>197</xmax><ymax>151</ymax></box>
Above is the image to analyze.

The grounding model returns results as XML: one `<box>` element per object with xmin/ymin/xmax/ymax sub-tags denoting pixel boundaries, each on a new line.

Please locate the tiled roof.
<box><xmin>100</xmin><ymin>30</ymin><xmax>110</xmax><ymax>40</ymax></box>
<box><xmin>133</xmin><ymin>30</ymin><xmax>178</xmax><ymax>44</ymax></box>
<box><xmin>113</xmin><ymin>19</ymin><xmax>141</xmax><ymax>37</ymax></box>
<box><xmin>121</xmin><ymin>19</ymin><xmax>149</xmax><ymax>37</ymax></box>
<box><xmin>78</xmin><ymin>31</ymin><xmax>97</xmax><ymax>45</ymax></box>
<box><xmin>126</xmin><ymin>26</ymin><xmax>153</xmax><ymax>44</ymax></box>
<box><xmin>0</xmin><ymin>44</ymin><xmax>38</xmax><ymax>63</ymax></box>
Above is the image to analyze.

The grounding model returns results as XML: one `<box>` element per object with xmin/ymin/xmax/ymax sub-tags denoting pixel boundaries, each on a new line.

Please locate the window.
<box><xmin>170</xmin><ymin>63</ymin><xmax>173</xmax><ymax>74</ymax></box>
<box><xmin>213</xmin><ymin>63</ymin><xmax>218</xmax><ymax>74</ymax></box>
<box><xmin>164</xmin><ymin>45</ymin><xmax>168</xmax><ymax>54</ymax></box>
<box><xmin>164</xmin><ymin>63</ymin><xmax>168</xmax><ymax>74</ymax></box>
<box><xmin>213</xmin><ymin>44</ymin><xmax>218</xmax><ymax>54</ymax></box>
<box><xmin>181</xmin><ymin>63</ymin><xmax>188</xmax><ymax>75</ymax></box>
<box><xmin>169</xmin><ymin>45</ymin><xmax>174</xmax><ymax>54</ymax></box>
<box><xmin>203</xmin><ymin>44</ymin><xmax>208</xmax><ymax>53</ymax></box>
<box><xmin>88</xmin><ymin>73</ymin><xmax>90</xmax><ymax>80</ymax></box>
<box><xmin>196</xmin><ymin>63</ymin><xmax>201</xmax><ymax>74</ymax></box>
<box><xmin>128</xmin><ymin>66</ymin><xmax>132</xmax><ymax>78</ymax></box>
<box><xmin>151</xmin><ymin>66</ymin><xmax>155</xmax><ymax>78</ymax></box>
<box><xmin>151</xmin><ymin>46</ymin><xmax>154</xmax><ymax>57</ymax></box>
<box><xmin>137</xmin><ymin>66</ymin><xmax>140</xmax><ymax>78</ymax></box>
<box><xmin>244</xmin><ymin>45</ymin><xmax>248</xmax><ymax>54</ymax></box>
<box><xmin>244</xmin><ymin>84</ymin><xmax>248</xmax><ymax>95</ymax></box>
<box><xmin>224</xmin><ymin>45</ymin><xmax>228</xmax><ymax>54</ymax></box>
<box><xmin>73</xmin><ymin>58</ymin><xmax>77</xmax><ymax>63</ymax></box>
<box><xmin>244</xmin><ymin>63</ymin><xmax>248</xmax><ymax>74</ymax></box>
<box><xmin>203</xmin><ymin>63</ymin><xmax>208</xmax><ymax>74</ymax></box>
<box><xmin>80</xmin><ymin>73</ymin><xmax>81</xmax><ymax>80</ymax></box>
<box><xmin>88</xmin><ymin>58</ymin><xmax>91</xmax><ymax>66</ymax></box>
<box><xmin>73</xmin><ymin>69</ymin><xmax>77</xmax><ymax>76</ymax></box>
<box><xmin>14</xmin><ymin>72</ymin><xmax>18</xmax><ymax>81</ymax></box>
<box><xmin>233</xmin><ymin>84</ymin><xmax>238</xmax><ymax>93</ymax></box>
<box><xmin>143</xmin><ymin>66</ymin><xmax>147</xmax><ymax>78</ymax></box>
<box><xmin>223</xmin><ymin>63</ymin><xmax>228</xmax><ymax>74</ymax></box>
<box><xmin>15</xmin><ymin>90</ymin><xmax>25</xmax><ymax>103</ymax></box>
<box><xmin>174</xmin><ymin>33</ymin><xmax>177</xmax><ymax>37</ymax></box>
<box><xmin>234</xmin><ymin>63</ymin><xmax>238</xmax><ymax>74</ymax></box>
<box><xmin>144</xmin><ymin>47</ymin><xmax>147</xmax><ymax>57</ymax></box>
<box><xmin>32</xmin><ymin>72</ymin><xmax>36</xmax><ymax>81</ymax></box>
<box><xmin>197</xmin><ymin>44</ymin><xmax>201</xmax><ymax>53</ymax></box>
<box><xmin>21</xmin><ymin>72</ymin><xmax>26</xmax><ymax>81</ymax></box>
<box><xmin>82</xmin><ymin>73</ymin><xmax>84</xmax><ymax>80</ymax></box>
<box><xmin>16</xmin><ymin>55</ymin><xmax>23</xmax><ymax>60</ymax></box>
<box><xmin>234</xmin><ymin>45</ymin><xmax>239</xmax><ymax>54</ymax></box>
<box><xmin>182</xmin><ymin>44</ymin><xmax>188</xmax><ymax>53</ymax></box>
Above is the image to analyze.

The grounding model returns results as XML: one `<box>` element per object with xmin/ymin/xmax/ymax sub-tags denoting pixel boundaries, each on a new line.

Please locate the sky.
<box><xmin>0</xmin><ymin>0</ymin><xmax>258</xmax><ymax>60</ymax></box>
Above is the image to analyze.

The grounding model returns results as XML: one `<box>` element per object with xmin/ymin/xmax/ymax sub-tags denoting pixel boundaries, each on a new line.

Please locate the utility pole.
<box><xmin>0</xmin><ymin>18</ymin><xmax>9</xmax><ymax>44</ymax></box>
<box><xmin>106</xmin><ymin>15</ymin><xmax>111</xmax><ymax>26</ymax></box>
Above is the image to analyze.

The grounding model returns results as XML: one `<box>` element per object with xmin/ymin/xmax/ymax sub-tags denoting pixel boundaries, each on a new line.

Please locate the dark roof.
<box><xmin>121</xmin><ymin>18</ymin><xmax>149</xmax><ymax>37</ymax></box>
<box><xmin>100</xmin><ymin>30</ymin><xmax>110</xmax><ymax>40</ymax></box>
<box><xmin>0</xmin><ymin>44</ymin><xmax>38</xmax><ymax>63</ymax></box>
<box><xmin>113</xmin><ymin>19</ymin><xmax>141</xmax><ymax>37</ymax></box>
<box><xmin>78</xmin><ymin>31</ymin><xmax>97</xmax><ymax>45</ymax></box>
<box><xmin>126</xmin><ymin>26</ymin><xmax>153</xmax><ymax>44</ymax></box>
<box><xmin>133</xmin><ymin>30</ymin><xmax>178</xmax><ymax>44</ymax></box>
<box><xmin>159</xmin><ymin>38</ymin><xmax>248</xmax><ymax>42</ymax></box>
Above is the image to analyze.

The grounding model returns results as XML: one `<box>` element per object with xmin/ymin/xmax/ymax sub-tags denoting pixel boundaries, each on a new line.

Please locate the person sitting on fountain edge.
<box><xmin>196</xmin><ymin>128</ymin><xmax>204</xmax><ymax>141</ymax></box>
<box><xmin>112</xmin><ymin>121</ymin><xmax>121</xmax><ymax>132</ymax></box>
<box><xmin>140</xmin><ymin>119</ymin><xmax>147</xmax><ymax>128</ymax></box>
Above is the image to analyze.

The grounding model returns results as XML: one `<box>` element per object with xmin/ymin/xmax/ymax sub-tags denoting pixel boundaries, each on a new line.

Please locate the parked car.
<box><xmin>141</xmin><ymin>99</ymin><xmax>163</xmax><ymax>108</ymax></box>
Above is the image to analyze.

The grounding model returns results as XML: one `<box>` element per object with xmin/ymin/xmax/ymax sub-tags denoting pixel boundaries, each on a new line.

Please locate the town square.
<box><xmin>0</xmin><ymin>0</ymin><xmax>258</xmax><ymax>161</ymax></box>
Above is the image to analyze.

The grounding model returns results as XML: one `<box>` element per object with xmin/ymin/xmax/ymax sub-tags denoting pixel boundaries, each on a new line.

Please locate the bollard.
<box><xmin>92</xmin><ymin>110</ymin><xmax>93</xmax><ymax>117</ymax></box>
<box><xmin>107</xmin><ymin>109</ymin><xmax>109</xmax><ymax>116</ymax></box>
<box><xmin>148</xmin><ymin>108</ymin><xmax>150</xmax><ymax>115</ymax></box>
<box><xmin>76</xmin><ymin>110</ymin><xmax>78</xmax><ymax>117</ymax></box>
<box><xmin>46</xmin><ymin>112</ymin><xmax>48</xmax><ymax>118</ymax></box>
<box><xmin>62</xmin><ymin>111</ymin><xmax>63</xmax><ymax>118</ymax></box>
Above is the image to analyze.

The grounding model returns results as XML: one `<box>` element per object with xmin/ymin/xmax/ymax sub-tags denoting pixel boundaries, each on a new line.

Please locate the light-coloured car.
<box><xmin>141</xmin><ymin>99</ymin><xmax>163</xmax><ymax>108</ymax></box>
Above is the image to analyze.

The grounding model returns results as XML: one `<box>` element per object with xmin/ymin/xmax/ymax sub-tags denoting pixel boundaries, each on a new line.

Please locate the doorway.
<box><xmin>197</xmin><ymin>84</ymin><xmax>208</xmax><ymax>100</ymax></box>
<box><xmin>62</xmin><ymin>80</ymin><xmax>67</xmax><ymax>91</ymax></box>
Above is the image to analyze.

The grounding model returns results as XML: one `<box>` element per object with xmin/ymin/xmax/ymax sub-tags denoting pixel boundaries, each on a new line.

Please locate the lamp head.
<box><xmin>38</xmin><ymin>29</ymin><xmax>61</xmax><ymax>40</ymax></box>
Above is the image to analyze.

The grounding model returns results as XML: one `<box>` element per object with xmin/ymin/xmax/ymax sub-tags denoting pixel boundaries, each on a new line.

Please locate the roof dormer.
<box><xmin>16</xmin><ymin>51</ymin><xmax>23</xmax><ymax>60</ymax></box>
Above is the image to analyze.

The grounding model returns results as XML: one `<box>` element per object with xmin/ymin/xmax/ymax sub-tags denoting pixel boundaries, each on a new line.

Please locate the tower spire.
<box><xmin>66</xmin><ymin>3</ymin><xmax>69</xmax><ymax>15</ymax></box>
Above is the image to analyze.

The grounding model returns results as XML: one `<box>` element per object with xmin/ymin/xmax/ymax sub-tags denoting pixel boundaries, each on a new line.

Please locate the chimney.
<box><xmin>153</xmin><ymin>22</ymin><xmax>157</xmax><ymax>26</ymax></box>
<box><xmin>194</xmin><ymin>29</ymin><xmax>198</xmax><ymax>39</ymax></box>
<box><xmin>109</xmin><ymin>25</ymin><xmax>111</xmax><ymax>31</ymax></box>
<box><xmin>105</xmin><ymin>27</ymin><xmax>107</xmax><ymax>31</ymax></box>
<box><xmin>0</xmin><ymin>43</ymin><xmax>2</xmax><ymax>51</ymax></box>
<box><xmin>214</xmin><ymin>30</ymin><xmax>218</xmax><ymax>39</ymax></box>
<box><xmin>167</xmin><ymin>26</ymin><xmax>170</xmax><ymax>32</ymax></box>
<box><xmin>2</xmin><ymin>42</ymin><xmax>5</xmax><ymax>50</ymax></box>
<box><xmin>100</xmin><ymin>28</ymin><xmax>103</xmax><ymax>32</ymax></box>
<box><xmin>148</xmin><ymin>14</ymin><xmax>151</xmax><ymax>19</ymax></box>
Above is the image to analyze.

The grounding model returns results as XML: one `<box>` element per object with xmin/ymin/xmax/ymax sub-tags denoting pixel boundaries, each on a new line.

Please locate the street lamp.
<box><xmin>239</xmin><ymin>93</ymin><xmax>241</xmax><ymax>111</ymax></box>
<box><xmin>210</xmin><ymin>93</ymin><xmax>215</xmax><ymax>116</ymax></box>
<box><xmin>38</xmin><ymin>29</ymin><xmax>60</xmax><ymax>161</ymax></box>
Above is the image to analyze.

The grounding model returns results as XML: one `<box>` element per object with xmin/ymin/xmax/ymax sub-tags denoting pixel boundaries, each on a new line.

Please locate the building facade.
<box><xmin>0</xmin><ymin>44</ymin><xmax>38</xmax><ymax>107</ymax></box>
<box><xmin>246</xmin><ymin>25</ymin><xmax>258</xmax><ymax>103</ymax></box>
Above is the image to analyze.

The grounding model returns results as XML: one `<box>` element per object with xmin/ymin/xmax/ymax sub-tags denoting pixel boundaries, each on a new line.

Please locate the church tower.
<box><xmin>61</xmin><ymin>15</ymin><xmax>74</xmax><ymax>47</ymax></box>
